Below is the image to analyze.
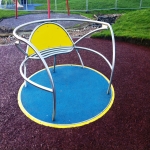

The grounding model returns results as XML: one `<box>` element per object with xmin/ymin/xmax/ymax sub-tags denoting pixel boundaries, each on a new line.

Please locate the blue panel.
<box><xmin>19</xmin><ymin>65</ymin><xmax>113</xmax><ymax>126</ymax></box>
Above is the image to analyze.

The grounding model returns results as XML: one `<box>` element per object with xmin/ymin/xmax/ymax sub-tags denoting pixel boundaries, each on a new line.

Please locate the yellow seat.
<box><xmin>27</xmin><ymin>22</ymin><xmax>74</xmax><ymax>57</ymax></box>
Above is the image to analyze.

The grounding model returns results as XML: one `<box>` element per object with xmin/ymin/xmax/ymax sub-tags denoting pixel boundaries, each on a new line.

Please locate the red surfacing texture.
<box><xmin>0</xmin><ymin>38</ymin><xmax>150</xmax><ymax>149</ymax></box>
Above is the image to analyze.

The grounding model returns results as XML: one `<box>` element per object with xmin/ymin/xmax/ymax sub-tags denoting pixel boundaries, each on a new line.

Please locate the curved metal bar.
<box><xmin>53</xmin><ymin>55</ymin><xmax>56</xmax><ymax>73</ymax></box>
<box><xmin>106</xmin><ymin>24</ymin><xmax>116</xmax><ymax>94</ymax></box>
<box><xmin>75</xmin><ymin>46</ymin><xmax>112</xmax><ymax>70</ymax></box>
<box><xmin>76</xmin><ymin>49</ymin><xmax>84</xmax><ymax>68</ymax></box>
<box><xmin>23</xmin><ymin>57</ymin><xmax>27</xmax><ymax>87</ymax></box>
<box><xmin>29</xmin><ymin>46</ymin><xmax>74</xmax><ymax>59</ymax></box>
<box><xmin>74</xmin><ymin>26</ymin><xmax>108</xmax><ymax>68</ymax></box>
<box><xmin>15</xmin><ymin>41</ymin><xmax>28</xmax><ymax>56</ymax></box>
<box><xmin>18</xmin><ymin>40</ymin><xmax>56</xmax><ymax>121</ymax></box>
<box><xmin>13</xmin><ymin>19</ymin><xmax>110</xmax><ymax>37</ymax></box>
<box><xmin>20</xmin><ymin>58</ymin><xmax>53</xmax><ymax>93</ymax></box>
<box><xmin>20</xmin><ymin>58</ymin><xmax>56</xmax><ymax>121</ymax></box>
<box><xmin>74</xmin><ymin>25</ymin><xmax>108</xmax><ymax>45</ymax></box>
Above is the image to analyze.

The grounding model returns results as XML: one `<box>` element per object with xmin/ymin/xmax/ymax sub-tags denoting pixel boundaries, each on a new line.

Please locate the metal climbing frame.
<box><xmin>13</xmin><ymin>18</ymin><xmax>115</xmax><ymax>121</ymax></box>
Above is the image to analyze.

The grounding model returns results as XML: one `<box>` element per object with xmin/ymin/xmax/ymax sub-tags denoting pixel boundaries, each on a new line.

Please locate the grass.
<box><xmin>0</xmin><ymin>9</ymin><xmax>29</xmax><ymax>19</ymax></box>
<box><xmin>91</xmin><ymin>9</ymin><xmax>150</xmax><ymax>46</ymax></box>
<box><xmin>79</xmin><ymin>9</ymin><xmax>138</xmax><ymax>19</ymax></box>
<box><xmin>33</xmin><ymin>0</ymin><xmax>150</xmax><ymax>10</ymax></box>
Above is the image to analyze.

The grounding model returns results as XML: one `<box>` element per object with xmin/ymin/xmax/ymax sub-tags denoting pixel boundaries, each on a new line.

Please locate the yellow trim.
<box><xmin>28</xmin><ymin>23</ymin><xmax>73</xmax><ymax>56</ymax></box>
<box><xmin>18</xmin><ymin>64</ymin><xmax>115</xmax><ymax>128</ymax></box>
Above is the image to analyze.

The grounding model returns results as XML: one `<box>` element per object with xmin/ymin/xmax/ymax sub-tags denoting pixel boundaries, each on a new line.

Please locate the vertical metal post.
<box><xmin>26</xmin><ymin>0</ymin><xmax>27</xmax><ymax>10</ymax></box>
<box><xmin>115</xmin><ymin>0</ymin><xmax>118</xmax><ymax>10</ymax></box>
<box><xmin>47</xmin><ymin>0</ymin><xmax>50</xmax><ymax>18</ymax></box>
<box><xmin>86</xmin><ymin>0</ymin><xmax>88</xmax><ymax>12</ymax></box>
<box><xmin>140</xmin><ymin>0</ymin><xmax>142</xmax><ymax>9</ymax></box>
<box><xmin>15</xmin><ymin>0</ymin><xmax>18</xmax><ymax>19</ymax></box>
<box><xmin>53</xmin><ymin>55</ymin><xmax>56</xmax><ymax>73</ymax></box>
<box><xmin>66</xmin><ymin>0</ymin><xmax>70</xmax><ymax>16</ymax></box>
<box><xmin>55</xmin><ymin>0</ymin><xmax>57</xmax><ymax>11</ymax></box>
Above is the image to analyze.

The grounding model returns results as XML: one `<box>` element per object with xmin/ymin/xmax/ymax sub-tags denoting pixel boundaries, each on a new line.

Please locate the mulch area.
<box><xmin>0</xmin><ymin>38</ymin><xmax>150</xmax><ymax>149</ymax></box>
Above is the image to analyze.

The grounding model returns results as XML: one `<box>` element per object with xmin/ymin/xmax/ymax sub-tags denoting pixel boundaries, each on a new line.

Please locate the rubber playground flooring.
<box><xmin>0</xmin><ymin>36</ymin><xmax>150</xmax><ymax>149</ymax></box>
<box><xmin>0</xmin><ymin>12</ymin><xmax>150</xmax><ymax>150</ymax></box>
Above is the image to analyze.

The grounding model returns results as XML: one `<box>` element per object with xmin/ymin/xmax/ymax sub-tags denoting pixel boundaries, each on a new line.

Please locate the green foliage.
<box><xmin>92</xmin><ymin>9</ymin><xmax>150</xmax><ymax>40</ymax></box>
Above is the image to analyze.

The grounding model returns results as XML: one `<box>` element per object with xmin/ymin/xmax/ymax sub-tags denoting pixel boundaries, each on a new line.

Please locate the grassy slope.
<box><xmin>92</xmin><ymin>9</ymin><xmax>150</xmax><ymax>46</ymax></box>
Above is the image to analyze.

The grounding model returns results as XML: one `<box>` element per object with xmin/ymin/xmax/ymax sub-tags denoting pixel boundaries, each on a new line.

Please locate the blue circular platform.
<box><xmin>18</xmin><ymin>65</ymin><xmax>115</xmax><ymax>128</ymax></box>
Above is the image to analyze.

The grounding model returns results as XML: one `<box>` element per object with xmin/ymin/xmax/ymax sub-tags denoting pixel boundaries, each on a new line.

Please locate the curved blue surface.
<box><xmin>19</xmin><ymin>65</ymin><xmax>114</xmax><ymax>127</ymax></box>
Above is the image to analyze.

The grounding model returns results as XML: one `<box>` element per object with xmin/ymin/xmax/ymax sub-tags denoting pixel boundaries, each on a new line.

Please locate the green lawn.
<box><xmin>0</xmin><ymin>9</ymin><xmax>29</xmax><ymax>19</ymax></box>
<box><xmin>92</xmin><ymin>9</ymin><xmax>150</xmax><ymax>45</ymax></box>
<box><xmin>33</xmin><ymin>0</ymin><xmax>150</xmax><ymax>10</ymax></box>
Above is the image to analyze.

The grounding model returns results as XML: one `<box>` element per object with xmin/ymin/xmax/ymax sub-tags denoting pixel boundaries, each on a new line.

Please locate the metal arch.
<box><xmin>74</xmin><ymin>25</ymin><xmax>108</xmax><ymax>45</ymax></box>
<box><xmin>13</xmin><ymin>18</ymin><xmax>111</xmax><ymax>32</ymax></box>
<box><xmin>16</xmin><ymin>39</ymin><xmax>56</xmax><ymax>121</ymax></box>
<box><xmin>106</xmin><ymin>23</ymin><xmax>116</xmax><ymax>94</ymax></box>
<box><xmin>20</xmin><ymin>58</ymin><xmax>53</xmax><ymax>93</ymax></box>
<box><xmin>75</xmin><ymin>46</ymin><xmax>112</xmax><ymax>70</ymax></box>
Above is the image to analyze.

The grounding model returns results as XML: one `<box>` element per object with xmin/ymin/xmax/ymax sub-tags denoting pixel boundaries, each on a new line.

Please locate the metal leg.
<box><xmin>107</xmin><ymin>81</ymin><xmax>112</xmax><ymax>95</ymax></box>
<box><xmin>53</xmin><ymin>55</ymin><xmax>56</xmax><ymax>73</ymax></box>
<box><xmin>107</xmin><ymin>69</ymin><xmax>114</xmax><ymax>94</ymax></box>
<box><xmin>24</xmin><ymin>61</ymin><xmax>27</xmax><ymax>87</ymax></box>
<box><xmin>76</xmin><ymin>49</ymin><xmax>84</xmax><ymax>68</ymax></box>
<box><xmin>52</xmin><ymin>89</ymin><xmax>56</xmax><ymax>121</ymax></box>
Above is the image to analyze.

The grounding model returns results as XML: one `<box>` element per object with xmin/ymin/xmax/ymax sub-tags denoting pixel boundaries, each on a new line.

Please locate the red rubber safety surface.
<box><xmin>0</xmin><ymin>38</ymin><xmax>150</xmax><ymax>149</ymax></box>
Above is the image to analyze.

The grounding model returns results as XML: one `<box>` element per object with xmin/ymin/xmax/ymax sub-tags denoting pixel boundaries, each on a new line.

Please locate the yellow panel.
<box><xmin>27</xmin><ymin>23</ymin><xmax>73</xmax><ymax>56</ymax></box>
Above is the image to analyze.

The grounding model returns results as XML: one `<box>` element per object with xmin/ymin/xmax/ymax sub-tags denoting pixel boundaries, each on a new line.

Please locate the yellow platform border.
<box><xmin>18</xmin><ymin>65</ymin><xmax>115</xmax><ymax>128</ymax></box>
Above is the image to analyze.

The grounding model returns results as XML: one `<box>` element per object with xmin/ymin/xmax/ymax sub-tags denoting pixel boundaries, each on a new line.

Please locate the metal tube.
<box><xmin>140</xmin><ymin>0</ymin><xmax>142</xmax><ymax>9</ymax></box>
<box><xmin>26</xmin><ymin>0</ymin><xmax>27</xmax><ymax>10</ymax></box>
<box><xmin>13</xmin><ymin>19</ymin><xmax>111</xmax><ymax>33</ymax></box>
<box><xmin>18</xmin><ymin>39</ymin><xmax>56</xmax><ymax>120</ymax></box>
<box><xmin>115</xmin><ymin>0</ymin><xmax>118</xmax><ymax>10</ymax></box>
<box><xmin>74</xmin><ymin>26</ymin><xmax>108</xmax><ymax>45</ymax></box>
<box><xmin>75</xmin><ymin>46</ymin><xmax>112</xmax><ymax>70</ymax></box>
<box><xmin>15</xmin><ymin>0</ymin><xmax>18</xmax><ymax>19</ymax></box>
<box><xmin>15</xmin><ymin>41</ymin><xmax>28</xmax><ymax>56</ymax></box>
<box><xmin>53</xmin><ymin>55</ymin><xmax>56</xmax><ymax>72</ymax></box>
<box><xmin>106</xmin><ymin>24</ymin><xmax>116</xmax><ymax>94</ymax></box>
<box><xmin>86</xmin><ymin>0</ymin><xmax>88</xmax><ymax>12</ymax></box>
<box><xmin>47</xmin><ymin>0</ymin><xmax>50</xmax><ymax>18</ymax></box>
<box><xmin>55</xmin><ymin>0</ymin><xmax>57</xmax><ymax>11</ymax></box>
<box><xmin>76</xmin><ymin>49</ymin><xmax>84</xmax><ymax>68</ymax></box>
<box><xmin>66</xmin><ymin>0</ymin><xmax>70</xmax><ymax>15</ymax></box>
<box><xmin>23</xmin><ymin>60</ymin><xmax>27</xmax><ymax>87</ymax></box>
